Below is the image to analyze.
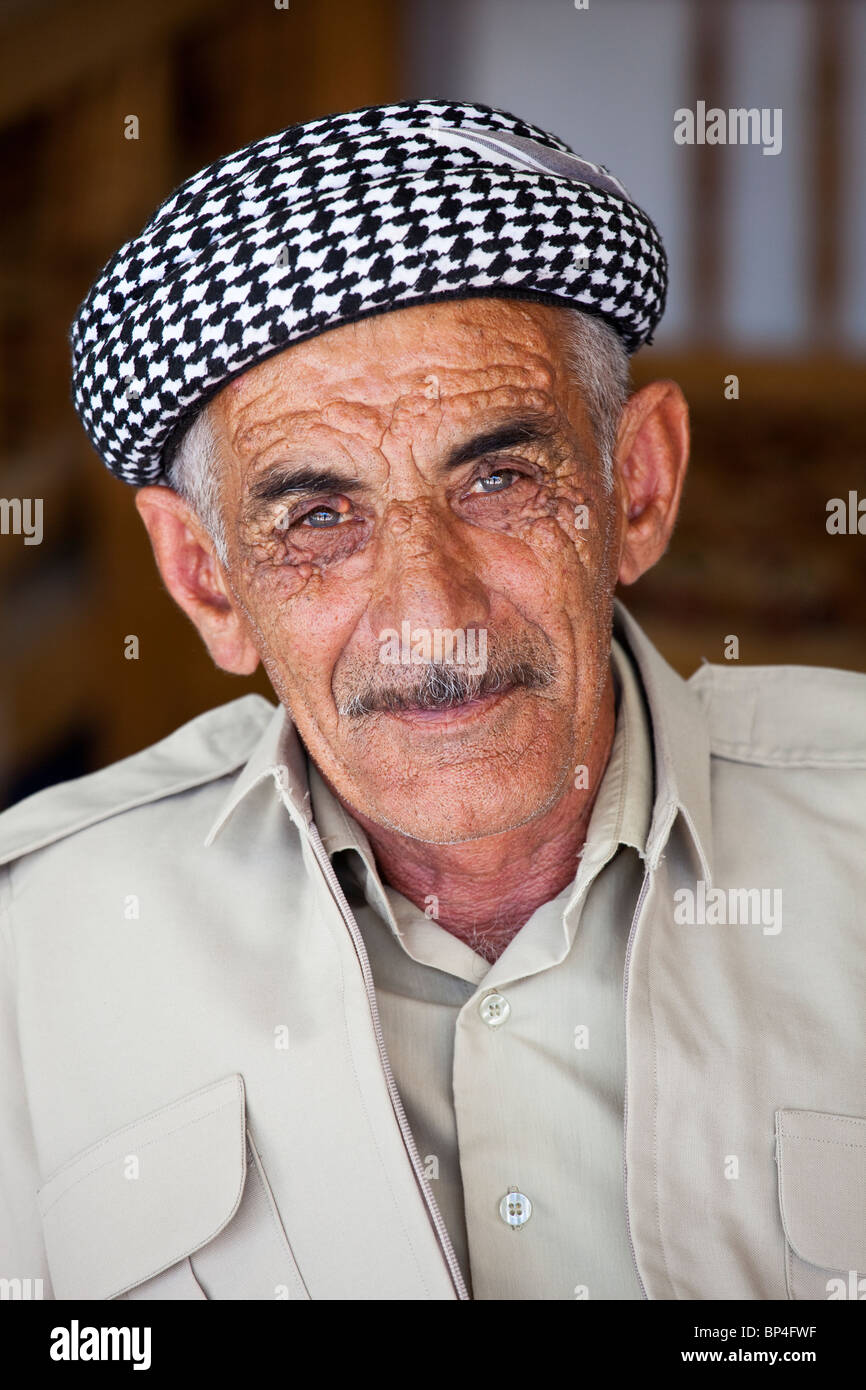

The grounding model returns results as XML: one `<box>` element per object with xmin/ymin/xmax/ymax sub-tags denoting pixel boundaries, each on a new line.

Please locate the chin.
<box><xmin>367</xmin><ymin>773</ymin><xmax>563</xmax><ymax>845</ymax></box>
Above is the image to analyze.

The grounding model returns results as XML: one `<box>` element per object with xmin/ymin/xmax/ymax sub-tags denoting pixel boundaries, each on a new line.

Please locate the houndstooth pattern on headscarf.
<box><xmin>70</xmin><ymin>99</ymin><xmax>668</xmax><ymax>485</ymax></box>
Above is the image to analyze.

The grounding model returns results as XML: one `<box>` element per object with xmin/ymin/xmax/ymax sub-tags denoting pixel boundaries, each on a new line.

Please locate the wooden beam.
<box><xmin>687</xmin><ymin>1</ymin><xmax>727</xmax><ymax>344</ymax></box>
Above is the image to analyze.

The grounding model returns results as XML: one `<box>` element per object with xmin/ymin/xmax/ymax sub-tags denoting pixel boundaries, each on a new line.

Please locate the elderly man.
<box><xmin>1</xmin><ymin>100</ymin><xmax>864</xmax><ymax>1304</ymax></box>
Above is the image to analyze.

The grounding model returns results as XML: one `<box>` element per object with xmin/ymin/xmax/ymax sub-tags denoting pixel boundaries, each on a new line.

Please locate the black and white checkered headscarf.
<box><xmin>70</xmin><ymin>99</ymin><xmax>668</xmax><ymax>486</ymax></box>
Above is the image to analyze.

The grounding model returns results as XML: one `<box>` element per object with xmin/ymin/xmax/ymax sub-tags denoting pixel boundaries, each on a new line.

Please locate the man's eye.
<box><xmin>471</xmin><ymin>468</ymin><xmax>519</xmax><ymax>494</ymax></box>
<box><xmin>301</xmin><ymin>506</ymin><xmax>345</xmax><ymax>528</ymax></box>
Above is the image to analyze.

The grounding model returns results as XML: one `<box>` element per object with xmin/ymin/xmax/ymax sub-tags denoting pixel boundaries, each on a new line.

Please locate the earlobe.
<box><xmin>135</xmin><ymin>486</ymin><xmax>261</xmax><ymax>675</ymax></box>
<box><xmin>615</xmin><ymin>380</ymin><xmax>689</xmax><ymax>586</ymax></box>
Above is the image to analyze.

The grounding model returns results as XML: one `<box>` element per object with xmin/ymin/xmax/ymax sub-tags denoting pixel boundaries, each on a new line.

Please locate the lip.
<box><xmin>384</xmin><ymin>685</ymin><xmax>515</xmax><ymax>730</ymax></box>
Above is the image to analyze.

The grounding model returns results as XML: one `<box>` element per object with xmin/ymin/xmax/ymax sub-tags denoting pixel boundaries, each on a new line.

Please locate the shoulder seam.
<box><xmin>689</xmin><ymin>662</ymin><xmax>866</xmax><ymax>767</ymax></box>
<box><xmin>0</xmin><ymin>758</ymin><xmax>252</xmax><ymax>869</ymax></box>
<box><xmin>0</xmin><ymin>695</ymin><xmax>277</xmax><ymax>866</ymax></box>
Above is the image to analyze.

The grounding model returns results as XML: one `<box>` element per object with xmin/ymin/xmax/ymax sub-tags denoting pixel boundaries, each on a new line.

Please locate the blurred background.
<box><xmin>0</xmin><ymin>0</ymin><xmax>864</xmax><ymax>808</ymax></box>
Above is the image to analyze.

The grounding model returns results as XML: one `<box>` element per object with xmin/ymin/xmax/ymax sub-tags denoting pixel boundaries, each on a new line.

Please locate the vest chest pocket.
<box><xmin>37</xmin><ymin>1075</ymin><xmax>309</xmax><ymax>1301</ymax></box>
<box><xmin>775</xmin><ymin>1108</ymin><xmax>866</xmax><ymax>1301</ymax></box>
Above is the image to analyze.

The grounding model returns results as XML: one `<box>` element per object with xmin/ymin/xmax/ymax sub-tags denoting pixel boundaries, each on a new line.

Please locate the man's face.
<box><xmin>209</xmin><ymin>299</ymin><xmax>626</xmax><ymax>844</ymax></box>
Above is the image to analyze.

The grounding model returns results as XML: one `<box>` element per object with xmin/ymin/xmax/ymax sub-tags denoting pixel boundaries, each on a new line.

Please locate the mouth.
<box><xmin>384</xmin><ymin>683</ymin><xmax>516</xmax><ymax>728</ymax></box>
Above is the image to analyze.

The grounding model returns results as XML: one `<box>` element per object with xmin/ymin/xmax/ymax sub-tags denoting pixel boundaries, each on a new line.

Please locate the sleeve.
<box><xmin>0</xmin><ymin>863</ymin><xmax>54</xmax><ymax>1299</ymax></box>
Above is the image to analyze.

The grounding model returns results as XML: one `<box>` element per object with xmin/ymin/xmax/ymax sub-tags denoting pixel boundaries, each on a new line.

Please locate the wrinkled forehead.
<box><xmin>214</xmin><ymin>298</ymin><xmax>578</xmax><ymax>453</ymax></box>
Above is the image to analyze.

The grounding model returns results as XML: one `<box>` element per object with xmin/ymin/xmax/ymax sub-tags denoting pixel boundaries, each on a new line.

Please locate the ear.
<box><xmin>135</xmin><ymin>486</ymin><xmax>260</xmax><ymax>675</ymax></box>
<box><xmin>614</xmin><ymin>380</ymin><xmax>689</xmax><ymax>585</ymax></box>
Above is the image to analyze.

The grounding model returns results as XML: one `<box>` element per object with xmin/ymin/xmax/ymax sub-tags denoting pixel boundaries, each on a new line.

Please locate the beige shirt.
<box><xmin>3</xmin><ymin>601</ymin><xmax>865</xmax><ymax>1301</ymax></box>
<box><xmin>308</xmin><ymin>637</ymin><xmax>653</xmax><ymax>1299</ymax></box>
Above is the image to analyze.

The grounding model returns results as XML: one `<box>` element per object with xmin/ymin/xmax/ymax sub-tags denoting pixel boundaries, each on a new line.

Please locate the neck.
<box><xmin>332</xmin><ymin>671</ymin><xmax>617</xmax><ymax>963</ymax></box>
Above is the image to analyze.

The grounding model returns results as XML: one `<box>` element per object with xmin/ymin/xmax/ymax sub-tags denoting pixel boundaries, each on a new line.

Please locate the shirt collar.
<box><xmin>612</xmin><ymin>599</ymin><xmax>714</xmax><ymax>884</ymax></box>
<box><xmin>600</xmin><ymin>634</ymin><xmax>653</xmax><ymax>858</ymax></box>
<box><xmin>203</xmin><ymin>701</ymin><xmax>312</xmax><ymax>848</ymax></box>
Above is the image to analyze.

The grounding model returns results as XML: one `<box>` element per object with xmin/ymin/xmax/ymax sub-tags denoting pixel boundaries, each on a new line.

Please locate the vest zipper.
<box><xmin>622</xmin><ymin>865</ymin><xmax>652</xmax><ymax>1300</ymax></box>
<box><xmin>306</xmin><ymin>819</ymin><xmax>470</xmax><ymax>1301</ymax></box>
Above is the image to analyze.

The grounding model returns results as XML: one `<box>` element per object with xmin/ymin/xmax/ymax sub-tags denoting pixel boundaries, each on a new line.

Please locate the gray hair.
<box><xmin>561</xmin><ymin>308</ymin><xmax>630</xmax><ymax>487</ymax></box>
<box><xmin>165</xmin><ymin>407</ymin><xmax>228</xmax><ymax>565</ymax></box>
<box><xmin>165</xmin><ymin>306</ymin><xmax>629</xmax><ymax>564</ymax></box>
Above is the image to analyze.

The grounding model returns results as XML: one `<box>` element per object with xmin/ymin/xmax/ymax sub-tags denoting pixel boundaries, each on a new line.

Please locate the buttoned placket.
<box><xmin>450</xmin><ymin>832</ymin><xmax>632</xmax><ymax>1268</ymax></box>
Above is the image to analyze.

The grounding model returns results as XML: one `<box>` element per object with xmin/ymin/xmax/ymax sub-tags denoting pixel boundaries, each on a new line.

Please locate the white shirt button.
<box><xmin>499</xmin><ymin>1187</ymin><xmax>532</xmax><ymax>1228</ymax></box>
<box><xmin>479</xmin><ymin>991</ymin><xmax>510</xmax><ymax>1027</ymax></box>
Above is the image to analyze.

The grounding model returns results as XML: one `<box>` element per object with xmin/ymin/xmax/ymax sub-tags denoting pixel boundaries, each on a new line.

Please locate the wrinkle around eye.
<box><xmin>268</xmin><ymin>515</ymin><xmax>372</xmax><ymax>570</ymax></box>
<box><xmin>458</xmin><ymin>469</ymin><xmax>552</xmax><ymax>514</ymax></box>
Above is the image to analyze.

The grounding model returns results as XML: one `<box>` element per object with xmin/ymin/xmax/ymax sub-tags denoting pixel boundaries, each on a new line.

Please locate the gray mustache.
<box><xmin>337</xmin><ymin>655</ymin><xmax>555</xmax><ymax>718</ymax></box>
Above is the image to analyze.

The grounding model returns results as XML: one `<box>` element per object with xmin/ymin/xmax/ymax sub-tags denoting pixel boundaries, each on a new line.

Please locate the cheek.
<box><xmin>233</xmin><ymin>555</ymin><xmax>369</xmax><ymax>704</ymax></box>
<box><xmin>484</xmin><ymin>489</ymin><xmax>617</xmax><ymax>706</ymax></box>
<box><xmin>236</xmin><ymin>558</ymin><xmax>321</xmax><ymax>653</ymax></box>
<box><xmin>501</xmin><ymin>480</ymin><xmax>618</xmax><ymax>604</ymax></box>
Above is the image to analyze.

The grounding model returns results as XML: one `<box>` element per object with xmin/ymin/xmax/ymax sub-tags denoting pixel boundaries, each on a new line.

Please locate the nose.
<box><xmin>366</xmin><ymin>498</ymin><xmax>490</xmax><ymax>649</ymax></box>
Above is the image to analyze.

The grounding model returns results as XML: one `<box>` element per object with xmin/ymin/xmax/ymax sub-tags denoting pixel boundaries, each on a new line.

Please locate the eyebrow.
<box><xmin>249</xmin><ymin>466</ymin><xmax>364</xmax><ymax>504</ymax></box>
<box><xmin>442</xmin><ymin>415</ymin><xmax>559</xmax><ymax>472</ymax></box>
<box><xmin>246</xmin><ymin>413</ymin><xmax>560</xmax><ymax>506</ymax></box>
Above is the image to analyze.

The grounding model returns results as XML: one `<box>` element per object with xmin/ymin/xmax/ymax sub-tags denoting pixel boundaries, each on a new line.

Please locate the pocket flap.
<box><xmin>776</xmin><ymin>1108</ymin><xmax>866</xmax><ymax>1272</ymax></box>
<box><xmin>38</xmin><ymin>1075</ymin><xmax>246</xmax><ymax>1299</ymax></box>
